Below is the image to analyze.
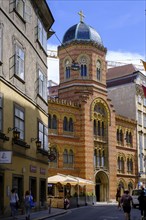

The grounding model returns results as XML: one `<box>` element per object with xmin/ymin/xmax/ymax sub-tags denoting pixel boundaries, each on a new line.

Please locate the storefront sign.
<box><xmin>0</xmin><ymin>151</ymin><xmax>12</xmax><ymax>164</ymax></box>
<box><xmin>30</xmin><ymin>165</ymin><xmax>37</xmax><ymax>173</ymax></box>
<box><xmin>40</xmin><ymin>168</ymin><xmax>46</xmax><ymax>175</ymax></box>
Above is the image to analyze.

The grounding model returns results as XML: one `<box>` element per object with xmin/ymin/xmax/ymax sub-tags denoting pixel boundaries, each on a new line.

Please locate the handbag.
<box><xmin>29</xmin><ymin>196</ymin><xmax>34</xmax><ymax>208</ymax></box>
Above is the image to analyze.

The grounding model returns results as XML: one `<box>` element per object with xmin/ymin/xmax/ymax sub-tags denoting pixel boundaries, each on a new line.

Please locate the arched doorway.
<box><xmin>95</xmin><ymin>171</ymin><xmax>109</xmax><ymax>202</ymax></box>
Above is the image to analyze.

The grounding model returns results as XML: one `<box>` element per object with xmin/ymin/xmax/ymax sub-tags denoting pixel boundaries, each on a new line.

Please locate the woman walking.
<box><xmin>24</xmin><ymin>190</ymin><xmax>33</xmax><ymax>220</ymax></box>
<box><xmin>9</xmin><ymin>188</ymin><xmax>19</xmax><ymax>219</ymax></box>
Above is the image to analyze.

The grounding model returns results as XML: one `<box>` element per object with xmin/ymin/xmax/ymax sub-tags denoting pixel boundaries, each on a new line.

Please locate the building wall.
<box><xmin>0</xmin><ymin>0</ymin><xmax>54</xmax><ymax>216</ymax></box>
<box><xmin>108</xmin><ymin>84</ymin><xmax>136</xmax><ymax>120</ymax></box>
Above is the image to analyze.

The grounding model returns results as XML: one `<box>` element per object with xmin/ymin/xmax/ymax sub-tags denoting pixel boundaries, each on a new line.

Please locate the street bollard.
<box><xmin>48</xmin><ymin>198</ymin><xmax>52</xmax><ymax>214</ymax></box>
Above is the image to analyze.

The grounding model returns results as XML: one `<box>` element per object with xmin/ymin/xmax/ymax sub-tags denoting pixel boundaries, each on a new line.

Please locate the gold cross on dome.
<box><xmin>78</xmin><ymin>10</ymin><xmax>85</xmax><ymax>22</ymax></box>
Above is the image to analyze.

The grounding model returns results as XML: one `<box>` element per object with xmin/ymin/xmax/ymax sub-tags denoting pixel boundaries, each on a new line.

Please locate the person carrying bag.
<box><xmin>24</xmin><ymin>190</ymin><xmax>34</xmax><ymax>220</ymax></box>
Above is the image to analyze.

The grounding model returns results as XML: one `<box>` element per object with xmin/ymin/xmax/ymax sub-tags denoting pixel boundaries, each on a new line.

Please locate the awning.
<box><xmin>47</xmin><ymin>173</ymin><xmax>94</xmax><ymax>186</ymax></box>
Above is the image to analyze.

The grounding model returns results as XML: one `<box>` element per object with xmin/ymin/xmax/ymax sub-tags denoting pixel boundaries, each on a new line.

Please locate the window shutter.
<box><xmin>24</xmin><ymin>4</ymin><xmax>32</xmax><ymax>23</ymax></box>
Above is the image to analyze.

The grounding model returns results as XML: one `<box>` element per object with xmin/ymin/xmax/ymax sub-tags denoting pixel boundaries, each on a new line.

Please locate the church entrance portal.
<box><xmin>95</xmin><ymin>171</ymin><xmax>109</xmax><ymax>202</ymax></box>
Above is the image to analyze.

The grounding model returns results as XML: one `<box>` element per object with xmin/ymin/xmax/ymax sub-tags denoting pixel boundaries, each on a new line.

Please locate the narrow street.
<box><xmin>49</xmin><ymin>205</ymin><xmax>141</xmax><ymax>220</ymax></box>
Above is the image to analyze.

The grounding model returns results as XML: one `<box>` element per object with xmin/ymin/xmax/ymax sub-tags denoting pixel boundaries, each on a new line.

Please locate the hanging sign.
<box><xmin>0</xmin><ymin>151</ymin><xmax>12</xmax><ymax>164</ymax></box>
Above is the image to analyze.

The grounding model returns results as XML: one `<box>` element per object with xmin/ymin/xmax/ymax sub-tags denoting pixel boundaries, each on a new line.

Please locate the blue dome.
<box><xmin>62</xmin><ymin>22</ymin><xmax>103</xmax><ymax>45</ymax></box>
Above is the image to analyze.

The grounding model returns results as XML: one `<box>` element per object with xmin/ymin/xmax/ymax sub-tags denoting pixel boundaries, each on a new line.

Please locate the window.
<box><xmin>0</xmin><ymin>94</ymin><xmax>3</xmax><ymax>131</ymax></box>
<box><xmin>68</xmin><ymin>150</ymin><xmax>74</xmax><ymax>164</ymax></box>
<box><xmin>63</xmin><ymin>117</ymin><xmax>68</xmax><ymax>131</ymax></box>
<box><xmin>144</xmin><ymin>98</ymin><xmax>146</xmax><ymax>107</ymax></box>
<box><xmin>63</xmin><ymin>149</ymin><xmax>74</xmax><ymax>168</ymax></box>
<box><xmin>117</xmin><ymin>156</ymin><xmax>124</xmax><ymax>173</ymax></box>
<box><xmin>15</xmin><ymin>45</ymin><xmax>25</xmax><ymax>80</ymax></box>
<box><xmin>138</xmin><ymin>111</ymin><xmax>142</xmax><ymax>126</ymax></box>
<box><xmin>48</xmin><ymin>147</ymin><xmax>58</xmax><ymax>168</ymax></box>
<box><xmin>125</xmin><ymin>131</ymin><xmax>132</xmax><ymax>145</ymax></box>
<box><xmin>80</xmin><ymin>56</ymin><xmax>87</xmax><ymax>77</ymax></box>
<box><xmin>144</xmin><ymin>135</ymin><xmax>146</xmax><ymax>150</ymax></box>
<box><xmin>143</xmin><ymin>114</ymin><xmax>146</xmax><ymax>128</ymax></box>
<box><xmin>96</xmin><ymin>60</ymin><xmax>101</xmax><ymax>81</ymax></box>
<box><xmin>69</xmin><ymin>118</ymin><xmax>73</xmax><ymax>132</ymax></box>
<box><xmin>63</xmin><ymin>149</ymin><xmax>68</xmax><ymax>164</ymax></box>
<box><xmin>38</xmin><ymin>19</ymin><xmax>47</xmax><ymax>51</ymax></box>
<box><xmin>52</xmin><ymin>115</ymin><xmax>57</xmax><ymax>129</ymax></box>
<box><xmin>38</xmin><ymin>121</ymin><xmax>48</xmax><ymax>151</ymax></box>
<box><xmin>0</xmin><ymin>23</ymin><xmax>3</xmax><ymax>64</ymax></box>
<box><xmin>38</xmin><ymin>70</ymin><xmax>47</xmax><ymax>101</ymax></box>
<box><xmin>10</xmin><ymin>0</ymin><xmax>32</xmax><ymax>22</ymax></box>
<box><xmin>48</xmin><ymin>114</ymin><xmax>51</xmax><ymax>129</ymax></box>
<box><xmin>138</xmin><ymin>95</ymin><xmax>142</xmax><ymax>104</ymax></box>
<box><xmin>127</xmin><ymin>158</ymin><xmax>133</xmax><ymax>174</ymax></box>
<box><xmin>14</xmin><ymin>104</ymin><xmax>24</xmax><ymax>140</ymax></box>
<box><xmin>16</xmin><ymin>0</ymin><xmax>25</xmax><ymax>18</ymax></box>
<box><xmin>65</xmin><ymin>60</ymin><xmax>70</xmax><ymax>79</ymax></box>
<box><xmin>48</xmin><ymin>114</ymin><xmax>57</xmax><ymax>130</ymax></box>
<box><xmin>94</xmin><ymin>148</ymin><xmax>105</xmax><ymax>168</ymax></box>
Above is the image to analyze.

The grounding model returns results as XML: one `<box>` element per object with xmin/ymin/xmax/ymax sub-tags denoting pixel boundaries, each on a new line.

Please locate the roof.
<box><xmin>107</xmin><ymin>64</ymin><xmax>138</xmax><ymax>81</ymax></box>
<box><xmin>62</xmin><ymin>21</ymin><xmax>103</xmax><ymax>45</ymax></box>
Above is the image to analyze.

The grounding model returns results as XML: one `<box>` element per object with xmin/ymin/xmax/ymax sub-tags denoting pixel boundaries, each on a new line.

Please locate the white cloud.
<box><xmin>106</xmin><ymin>50</ymin><xmax>144</xmax><ymax>71</ymax></box>
<box><xmin>47</xmin><ymin>44</ymin><xmax>145</xmax><ymax>84</ymax></box>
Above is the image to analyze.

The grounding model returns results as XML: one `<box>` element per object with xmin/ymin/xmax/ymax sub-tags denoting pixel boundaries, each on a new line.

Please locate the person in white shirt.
<box><xmin>9</xmin><ymin>188</ymin><xmax>19</xmax><ymax>219</ymax></box>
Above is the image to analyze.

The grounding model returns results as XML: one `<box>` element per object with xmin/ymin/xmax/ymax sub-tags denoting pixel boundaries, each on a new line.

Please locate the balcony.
<box><xmin>12</xmin><ymin>138</ymin><xmax>30</xmax><ymax>149</ymax></box>
<box><xmin>0</xmin><ymin>132</ymin><xmax>9</xmax><ymax>141</ymax></box>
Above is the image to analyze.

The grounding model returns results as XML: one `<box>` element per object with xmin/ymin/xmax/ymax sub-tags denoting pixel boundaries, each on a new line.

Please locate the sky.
<box><xmin>46</xmin><ymin>0</ymin><xmax>146</xmax><ymax>84</ymax></box>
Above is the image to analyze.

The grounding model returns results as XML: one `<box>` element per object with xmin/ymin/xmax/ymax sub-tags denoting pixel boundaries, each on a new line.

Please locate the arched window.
<box><xmin>81</xmin><ymin>64</ymin><xmax>87</xmax><ymax>76</ymax></box>
<box><xmin>98</xmin><ymin>121</ymin><xmax>100</xmax><ymax>136</ymax></box>
<box><xmin>101</xmin><ymin>150</ymin><xmax>105</xmax><ymax>167</ymax></box>
<box><xmin>80</xmin><ymin>56</ymin><xmax>87</xmax><ymax>77</ymax></box>
<box><xmin>96</xmin><ymin>60</ymin><xmax>101</xmax><ymax>81</ymax></box>
<box><xmin>65</xmin><ymin>60</ymin><xmax>70</xmax><ymax>79</ymax></box>
<box><xmin>121</xmin><ymin>158</ymin><xmax>124</xmax><ymax>173</ymax></box>
<box><xmin>49</xmin><ymin>147</ymin><xmax>58</xmax><ymax>168</ymax></box>
<box><xmin>63</xmin><ymin>117</ymin><xmax>68</xmax><ymax>131</ymax></box>
<box><xmin>52</xmin><ymin>115</ymin><xmax>57</xmax><ymax>129</ymax></box>
<box><xmin>120</xmin><ymin>130</ymin><xmax>123</xmax><ymax>142</ymax></box>
<box><xmin>48</xmin><ymin>114</ymin><xmax>51</xmax><ymax>129</ymax></box>
<box><xmin>118</xmin><ymin>157</ymin><xmax>120</xmax><ymax>171</ymax></box>
<box><xmin>94</xmin><ymin>120</ymin><xmax>97</xmax><ymax>135</ymax></box>
<box><xmin>68</xmin><ymin>149</ymin><xmax>74</xmax><ymax>165</ymax></box>
<box><xmin>129</xmin><ymin>132</ymin><xmax>132</xmax><ymax>144</ymax></box>
<box><xmin>127</xmin><ymin>158</ymin><xmax>133</xmax><ymax>174</ymax></box>
<box><xmin>63</xmin><ymin>149</ymin><xmax>68</xmax><ymax>164</ymax></box>
<box><xmin>69</xmin><ymin>118</ymin><xmax>73</xmax><ymax>132</ymax></box>
<box><xmin>102</xmin><ymin>122</ymin><xmax>104</xmax><ymax>136</ymax></box>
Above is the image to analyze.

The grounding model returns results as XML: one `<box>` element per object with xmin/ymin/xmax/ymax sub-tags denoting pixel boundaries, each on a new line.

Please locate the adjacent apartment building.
<box><xmin>107</xmin><ymin>64</ymin><xmax>146</xmax><ymax>188</ymax></box>
<box><xmin>0</xmin><ymin>0</ymin><xmax>54</xmax><ymax>215</ymax></box>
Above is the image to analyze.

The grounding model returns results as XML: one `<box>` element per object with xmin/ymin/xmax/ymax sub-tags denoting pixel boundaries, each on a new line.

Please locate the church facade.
<box><xmin>48</xmin><ymin>14</ymin><xmax>138</xmax><ymax>202</ymax></box>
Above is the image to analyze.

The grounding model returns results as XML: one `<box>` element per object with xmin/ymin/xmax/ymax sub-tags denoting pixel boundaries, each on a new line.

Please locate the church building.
<box><xmin>48</xmin><ymin>12</ymin><xmax>137</xmax><ymax>202</ymax></box>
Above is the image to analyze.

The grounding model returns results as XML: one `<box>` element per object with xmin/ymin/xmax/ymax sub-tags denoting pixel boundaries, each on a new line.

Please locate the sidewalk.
<box><xmin>0</xmin><ymin>208</ymin><xmax>68</xmax><ymax>220</ymax></box>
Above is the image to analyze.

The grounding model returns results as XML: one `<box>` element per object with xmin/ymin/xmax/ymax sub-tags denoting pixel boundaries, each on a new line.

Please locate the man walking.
<box><xmin>121</xmin><ymin>189</ymin><xmax>132</xmax><ymax>220</ymax></box>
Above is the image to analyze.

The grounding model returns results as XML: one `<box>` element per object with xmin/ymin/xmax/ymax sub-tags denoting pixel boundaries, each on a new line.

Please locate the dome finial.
<box><xmin>78</xmin><ymin>10</ymin><xmax>85</xmax><ymax>22</ymax></box>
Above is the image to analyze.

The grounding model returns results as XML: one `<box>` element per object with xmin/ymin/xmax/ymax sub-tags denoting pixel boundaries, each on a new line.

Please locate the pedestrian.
<box><xmin>64</xmin><ymin>197</ymin><xmax>70</xmax><ymax>209</ymax></box>
<box><xmin>9</xmin><ymin>188</ymin><xmax>19</xmax><ymax>219</ymax></box>
<box><xmin>138</xmin><ymin>187</ymin><xmax>146</xmax><ymax>220</ymax></box>
<box><xmin>24</xmin><ymin>190</ymin><xmax>33</xmax><ymax>220</ymax></box>
<box><xmin>121</xmin><ymin>189</ymin><xmax>132</xmax><ymax>220</ymax></box>
<box><xmin>116</xmin><ymin>185</ymin><xmax>121</xmax><ymax>210</ymax></box>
